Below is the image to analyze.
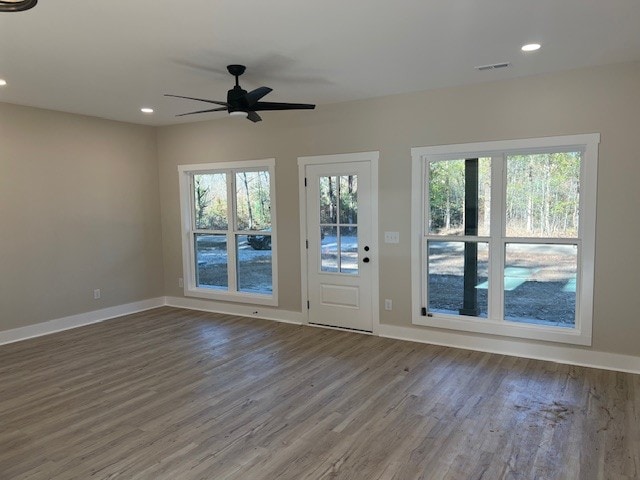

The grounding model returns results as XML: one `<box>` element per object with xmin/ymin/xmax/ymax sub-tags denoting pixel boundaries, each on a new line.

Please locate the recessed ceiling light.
<box><xmin>522</xmin><ymin>43</ymin><xmax>541</xmax><ymax>52</ymax></box>
<box><xmin>0</xmin><ymin>0</ymin><xmax>37</xmax><ymax>12</ymax></box>
<box><xmin>140</xmin><ymin>107</ymin><xmax>154</xmax><ymax>114</ymax></box>
<box><xmin>0</xmin><ymin>79</ymin><xmax>7</xmax><ymax>86</ymax></box>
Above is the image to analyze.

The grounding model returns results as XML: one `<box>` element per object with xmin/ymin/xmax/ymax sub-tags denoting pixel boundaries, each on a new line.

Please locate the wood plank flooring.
<box><xmin>0</xmin><ymin>307</ymin><xmax>638</xmax><ymax>479</ymax></box>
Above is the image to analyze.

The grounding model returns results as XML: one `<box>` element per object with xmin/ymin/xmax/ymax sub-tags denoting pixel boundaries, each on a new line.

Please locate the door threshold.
<box><xmin>308</xmin><ymin>322</ymin><xmax>374</xmax><ymax>335</ymax></box>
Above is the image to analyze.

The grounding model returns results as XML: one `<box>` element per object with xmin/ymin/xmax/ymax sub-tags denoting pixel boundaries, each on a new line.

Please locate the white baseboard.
<box><xmin>0</xmin><ymin>297</ymin><xmax>165</xmax><ymax>346</ymax></box>
<box><xmin>377</xmin><ymin>324</ymin><xmax>640</xmax><ymax>375</ymax></box>
<box><xmin>3</xmin><ymin>296</ymin><xmax>638</xmax><ymax>375</ymax></box>
<box><xmin>167</xmin><ymin>297</ymin><xmax>640</xmax><ymax>374</ymax></box>
<box><xmin>164</xmin><ymin>296</ymin><xmax>304</xmax><ymax>325</ymax></box>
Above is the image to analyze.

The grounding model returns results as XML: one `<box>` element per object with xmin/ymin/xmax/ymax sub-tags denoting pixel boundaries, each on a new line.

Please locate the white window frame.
<box><xmin>411</xmin><ymin>134</ymin><xmax>599</xmax><ymax>345</ymax></box>
<box><xmin>178</xmin><ymin>158</ymin><xmax>278</xmax><ymax>306</ymax></box>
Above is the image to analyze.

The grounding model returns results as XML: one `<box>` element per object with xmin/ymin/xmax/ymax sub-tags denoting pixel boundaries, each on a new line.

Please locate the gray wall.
<box><xmin>0</xmin><ymin>103</ymin><xmax>164</xmax><ymax>330</ymax></box>
<box><xmin>157</xmin><ymin>61</ymin><xmax>640</xmax><ymax>357</ymax></box>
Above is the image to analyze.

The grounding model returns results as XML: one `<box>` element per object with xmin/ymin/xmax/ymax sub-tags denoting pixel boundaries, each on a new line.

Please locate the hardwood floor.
<box><xmin>0</xmin><ymin>307</ymin><xmax>638</xmax><ymax>479</ymax></box>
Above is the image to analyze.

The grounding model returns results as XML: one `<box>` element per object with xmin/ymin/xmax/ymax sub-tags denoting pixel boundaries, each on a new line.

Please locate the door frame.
<box><xmin>297</xmin><ymin>151</ymin><xmax>380</xmax><ymax>334</ymax></box>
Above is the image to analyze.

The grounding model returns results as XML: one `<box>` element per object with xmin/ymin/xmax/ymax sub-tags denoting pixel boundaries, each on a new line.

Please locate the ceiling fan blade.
<box><xmin>176</xmin><ymin>107</ymin><xmax>228</xmax><ymax>117</ymax></box>
<box><xmin>244</xmin><ymin>87</ymin><xmax>273</xmax><ymax>106</ymax></box>
<box><xmin>252</xmin><ymin>101</ymin><xmax>315</xmax><ymax>111</ymax></box>
<box><xmin>247</xmin><ymin>111</ymin><xmax>262</xmax><ymax>123</ymax></box>
<box><xmin>165</xmin><ymin>94</ymin><xmax>228</xmax><ymax>107</ymax></box>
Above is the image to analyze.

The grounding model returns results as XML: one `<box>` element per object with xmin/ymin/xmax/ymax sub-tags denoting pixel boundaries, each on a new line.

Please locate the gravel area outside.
<box><xmin>193</xmin><ymin>236</ymin><xmax>577</xmax><ymax>327</ymax></box>
<box><xmin>428</xmin><ymin>242</ymin><xmax>577</xmax><ymax>326</ymax></box>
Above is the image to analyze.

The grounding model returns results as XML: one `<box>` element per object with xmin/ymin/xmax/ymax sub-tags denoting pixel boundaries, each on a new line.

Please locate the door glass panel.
<box><xmin>504</xmin><ymin>243</ymin><xmax>577</xmax><ymax>327</ymax></box>
<box><xmin>427</xmin><ymin>241</ymin><xmax>489</xmax><ymax>317</ymax></box>
<box><xmin>339</xmin><ymin>175</ymin><xmax>358</xmax><ymax>224</ymax></box>
<box><xmin>193</xmin><ymin>173</ymin><xmax>227</xmax><ymax>230</ymax></box>
<box><xmin>236</xmin><ymin>234</ymin><xmax>272</xmax><ymax>294</ymax></box>
<box><xmin>319</xmin><ymin>173</ymin><xmax>360</xmax><ymax>275</ymax></box>
<box><xmin>321</xmin><ymin>226</ymin><xmax>338</xmax><ymax>272</ymax></box>
<box><xmin>195</xmin><ymin>234</ymin><xmax>228</xmax><ymax>289</ymax></box>
<box><xmin>320</xmin><ymin>176</ymin><xmax>338</xmax><ymax>224</ymax></box>
<box><xmin>340</xmin><ymin>226</ymin><xmax>358</xmax><ymax>274</ymax></box>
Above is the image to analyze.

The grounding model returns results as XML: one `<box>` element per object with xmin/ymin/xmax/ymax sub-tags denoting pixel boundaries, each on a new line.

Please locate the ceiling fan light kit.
<box><xmin>0</xmin><ymin>0</ymin><xmax>37</xmax><ymax>12</ymax></box>
<box><xmin>166</xmin><ymin>64</ymin><xmax>315</xmax><ymax>123</ymax></box>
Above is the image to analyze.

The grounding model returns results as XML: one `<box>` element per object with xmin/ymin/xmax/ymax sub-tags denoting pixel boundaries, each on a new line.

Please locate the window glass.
<box><xmin>340</xmin><ymin>226</ymin><xmax>358</xmax><ymax>275</ymax></box>
<box><xmin>427</xmin><ymin>241</ymin><xmax>489</xmax><ymax>317</ymax></box>
<box><xmin>504</xmin><ymin>243</ymin><xmax>577</xmax><ymax>327</ymax></box>
<box><xmin>194</xmin><ymin>173</ymin><xmax>227</xmax><ymax>230</ymax></box>
<box><xmin>321</xmin><ymin>226</ymin><xmax>338</xmax><ymax>272</ymax></box>
<box><xmin>237</xmin><ymin>235</ymin><xmax>273</xmax><ymax>294</ymax></box>
<box><xmin>428</xmin><ymin>158</ymin><xmax>491</xmax><ymax>237</ymax></box>
<box><xmin>195</xmin><ymin>234</ymin><xmax>228</xmax><ymax>289</ymax></box>
<box><xmin>506</xmin><ymin>152</ymin><xmax>580</xmax><ymax>238</ymax></box>
<box><xmin>319</xmin><ymin>174</ymin><xmax>359</xmax><ymax>275</ymax></box>
<box><xmin>236</xmin><ymin>171</ymin><xmax>271</xmax><ymax>231</ymax></box>
<box><xmin>320</xmin><ymin>176</ymin><xmax>338</xmax><ymax>224</ymax></box>
<box><xmin>339</xmin><ymin>175</ymin><xmax>358</xmax><ymax>224</ymax></box>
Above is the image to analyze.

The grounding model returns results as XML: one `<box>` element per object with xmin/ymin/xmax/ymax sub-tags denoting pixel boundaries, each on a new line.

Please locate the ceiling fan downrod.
<box><xmin>227</xmin><ymin>64</ymin><xmax>246</xmax><ymax>87</ymax></box>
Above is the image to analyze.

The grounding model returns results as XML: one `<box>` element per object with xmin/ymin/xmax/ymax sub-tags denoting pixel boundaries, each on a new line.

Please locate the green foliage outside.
<box><xmin>235</xmin><ymin>171</ymin><xmax>271</xmax><ymax>231</ymax></box>
<box><xmin>428</xmin><ymin>153</ymin><xmax>580</xmax><ymax>237</ymax></box>
<box><xmin>194</xmin><ymin>170</ymin><xmax>271</xmax><ymax>232</ymax></box>
<box><xmin>429</xmin><ymin>158</ymin><xmax>491</xmax><ymax>235</ymax></box>
<box><xmin>320</xmin><ymin>175</ymin><xmax>357</xmax><ymax>225</ymax></box>
<box><xmin>506</xmin><ymin>152</ymin><xmax>580</xmax><ymax>237</ymax></box>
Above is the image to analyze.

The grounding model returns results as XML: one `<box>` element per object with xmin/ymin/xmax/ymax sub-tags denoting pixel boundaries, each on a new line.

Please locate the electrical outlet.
<box><xmin>93</xmin><ymin>289</ymin><xmax>101</xmax><ymax>300</ymax></box>
<box><xmin>384</xmin><ymin>299</ymin><xmax>392</xmax><ymax>311</ymax></box>
<box><xmin>178</xmin><ymin>277</ymin><xmax>184</xmax><ymax>288</ymax></box>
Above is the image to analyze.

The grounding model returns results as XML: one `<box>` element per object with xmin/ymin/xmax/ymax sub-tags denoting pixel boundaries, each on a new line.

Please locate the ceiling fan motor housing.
<box><xmin>227</xmin><ymin>86</ymin><xmax>249</xmax><ymax>113</ymax></box>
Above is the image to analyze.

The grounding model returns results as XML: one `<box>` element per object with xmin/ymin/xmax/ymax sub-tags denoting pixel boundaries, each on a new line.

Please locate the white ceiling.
<box><xmin>1</xmin><ymin>0</ymin><xmax>639</xmax><ymax>126</ymax></box>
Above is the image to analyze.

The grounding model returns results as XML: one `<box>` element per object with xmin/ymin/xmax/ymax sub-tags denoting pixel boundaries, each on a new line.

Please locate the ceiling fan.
<box><xmin>165</xmin><ymin>64</ymin><xmax>316</xmax><ymax>123</ymax></box>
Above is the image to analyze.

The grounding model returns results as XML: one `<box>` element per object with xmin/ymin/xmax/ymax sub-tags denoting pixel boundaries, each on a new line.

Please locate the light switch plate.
<box><xmin>384</xmin><ymin>231</ymin><xmax>400</xmax><ymax>244</ymax></box>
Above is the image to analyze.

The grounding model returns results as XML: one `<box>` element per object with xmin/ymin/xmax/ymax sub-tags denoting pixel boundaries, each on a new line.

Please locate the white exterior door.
<box><xmin>303</xmin><ymin>159</ymin><xmax>375</xmax><ymax>331</ymax></box>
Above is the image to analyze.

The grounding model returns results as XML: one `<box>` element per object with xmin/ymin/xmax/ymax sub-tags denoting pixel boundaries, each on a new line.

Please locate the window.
<box><xmin>411</xmin><ymin>135</ymin><xmax>599</xmax><ymax>345</ymax></box>
<box><xmin>178</xmin><ymin>159</ymin><xmax>277</xmax><ymax>306</ymax></box>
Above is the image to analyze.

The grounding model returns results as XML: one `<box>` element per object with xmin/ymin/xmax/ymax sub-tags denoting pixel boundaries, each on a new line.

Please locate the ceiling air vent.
<box><xmin>475</xmin><ymin>62</ymin><xmax>511</xmax><ymax>71</ymax></box>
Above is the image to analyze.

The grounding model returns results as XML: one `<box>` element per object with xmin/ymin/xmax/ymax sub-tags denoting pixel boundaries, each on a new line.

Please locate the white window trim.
<box><xmin>178</xmin><ymin>158</ymin><xmax>278</xmax><ymax>306</ymax></box>
<box><xmin>411</xmin><ymin>134</ymin><xmax>599</xmax><ymax>346</ymax></box>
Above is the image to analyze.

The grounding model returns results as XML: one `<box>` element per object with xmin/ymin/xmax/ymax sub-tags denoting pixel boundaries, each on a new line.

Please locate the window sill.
<box><xmin>412</xmin><ymin>313</ymin><xmax>591</xmax><ymax>346</ymax></box>
<box><xmin>185</xmin><ymin>287</ymin><xmax>278</xmax><ymax>307</ymax></box>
